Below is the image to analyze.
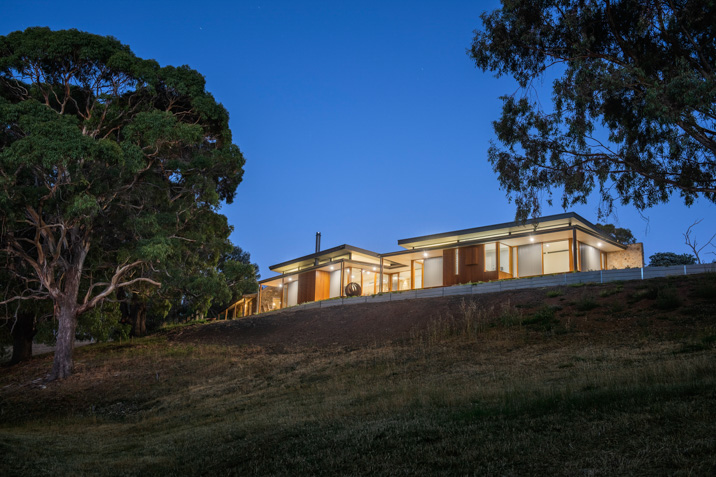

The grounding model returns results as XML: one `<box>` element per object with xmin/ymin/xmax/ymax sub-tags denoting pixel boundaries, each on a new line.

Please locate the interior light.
<box><xmin>530</xmin><ymin>237</ymin><xmax>535</xmax><ymax>242</ymax></box>
<box><xmin>372</xmin><ymin>267</ymin><xmax>377</xmax><ymax>271</ymax></box>
<box><xmin>597</xmin><ymin>242</ymin><xmax>602</xmax><ymax>247</ymax></box>
<box><xmin>546</xmin><ymin>243</ymin><xmax>549</xmax><ymax>247</ymax></box>
<box><xmin>330</xmin><ymin>266</ymin><xmax>334</xmax><ymax>270</ymax></box>
<box><xmin>288</xmin><ymin>278</ymin><xmax>292</xmax><ymax>282</ymax></box>
<box><xmin>279</xmin><ymin>284</ymin><xmax>283</xmax><ymax>288</ymax></box>
<box><xmin>423</xmin><ymin>252</ymin><xmax>428</xmax><ymax>257</ymax></box>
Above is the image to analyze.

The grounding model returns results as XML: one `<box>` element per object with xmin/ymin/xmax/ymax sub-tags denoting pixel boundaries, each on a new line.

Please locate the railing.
<box><xmin>255</xmin><ymin>263</ymin><xmax>715</xmax><ymax>315</ymax></box>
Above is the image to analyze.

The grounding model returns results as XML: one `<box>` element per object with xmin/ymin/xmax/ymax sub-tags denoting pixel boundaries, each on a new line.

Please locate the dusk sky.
<box><xmin>2</xmin><ymin>1</ymin><xmax>714</xmax><ymax>278</ymax></box>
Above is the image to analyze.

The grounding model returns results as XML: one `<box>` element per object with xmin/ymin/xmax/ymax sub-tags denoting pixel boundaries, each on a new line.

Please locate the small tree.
<box><xmin>648</xmin><ymin>252</ymin><xmax>696</xmax><ymax>267</ymax></box>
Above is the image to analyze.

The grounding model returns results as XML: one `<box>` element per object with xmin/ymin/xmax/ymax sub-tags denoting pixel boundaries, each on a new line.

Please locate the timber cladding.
<box><xmin>443</xmin><ymin>245</ymin><xmax>499</xmax><ymax>286</ymax></box>
<box><xmin>297</xmin><ymin>270</ymin><xmax>331</xmax><ymax>305</ymax></box>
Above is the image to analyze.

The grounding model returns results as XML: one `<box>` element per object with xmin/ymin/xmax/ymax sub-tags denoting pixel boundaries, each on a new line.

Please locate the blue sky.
<box><xmin>2</xmin><ymin>1</ymin><xmax>714</xmax><ymax>277</ymax></box>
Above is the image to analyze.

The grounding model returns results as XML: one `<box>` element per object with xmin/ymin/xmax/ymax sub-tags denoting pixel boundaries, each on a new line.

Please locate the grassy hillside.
<box><xmin>1</xmin><ymin>274</ymin><xmax>715</xmax><ymax>476</ymax></box>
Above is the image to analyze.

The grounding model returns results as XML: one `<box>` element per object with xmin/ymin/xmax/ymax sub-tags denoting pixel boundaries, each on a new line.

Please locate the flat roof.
<box><xmin>268</xmin><ymin>244</ymin><xmax>380</xmax><ymax>273</ymax></box>
<box><xmin>397</xmin><ymin>212</ymin><xmax>612</xmax><ymax>249</ymax></box>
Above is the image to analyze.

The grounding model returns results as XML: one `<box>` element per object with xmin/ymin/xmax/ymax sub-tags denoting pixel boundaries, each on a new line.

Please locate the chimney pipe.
<box><xmin>314</xmin><ymin>232</ymin><xmax>321</xmax><ymax>266</ymax></box>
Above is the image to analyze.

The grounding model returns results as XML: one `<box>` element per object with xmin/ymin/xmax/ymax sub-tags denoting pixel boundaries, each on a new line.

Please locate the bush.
<box><xmin>654</xmin><ymin>287</ymin><xmax>682</xmax><ymax>311</ymax></box>
<box><xmin>575</xmin><ymin>295</ymin><xmax>599</xmax><ymax>311</ymax></box>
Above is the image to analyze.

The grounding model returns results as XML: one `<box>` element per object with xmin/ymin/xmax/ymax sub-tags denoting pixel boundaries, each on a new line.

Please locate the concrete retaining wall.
<box><xmin>255</xmin><ymin>263</ymin><xmax>716</xmax><ymax>317</ymax></box>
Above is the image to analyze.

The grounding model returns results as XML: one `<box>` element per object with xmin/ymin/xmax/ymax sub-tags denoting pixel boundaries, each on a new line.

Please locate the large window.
<box><xmin>286</xmin><ymin>280</ymin><xmax>298</xmax><ymax>306</ymax></box>
<box><xmin>485</xmin><ymin>243</ymin><xmax>497</xmax><ymax>271</ymax></box>
<box><xmin>580</xmin><ymin>243</ymin><xmax>601</xmax><ymax>271</ymax></box>
<box><xmin>362</xmin><ymin>270</ymin><xmax>376</xmax><ymax>296</ymax></box>
<box><xmin>413</xmin><ymin>260</ymin><xmax>423</xmax><ymax>289</ymax></box>
<box><xmin>423</xmin><ymin>257</ymin><xmax>443</xmax><ymax>287</ymax></box>
<box><xmin>499</xmin><ymin>244</ymin><xmax>511</xmax><ymax>275</ymax></box>
<box><xmin>543</xmin><ymin>240</ymin><xmax>570</xmax><ymax>274</ymax></box>
<box><xmin>518</xmin><ymin>243</ymin><xmax>542</xmax><ymax>277</ymax></box>
<box><xmin>329</xmin><ymin>270</ymin><xmax>341</xmax><ymax>298</ymax></box>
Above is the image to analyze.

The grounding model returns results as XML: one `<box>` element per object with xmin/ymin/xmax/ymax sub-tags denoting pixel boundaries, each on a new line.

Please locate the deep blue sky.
<box><xmin>2</xmin><ymin>1</ymin><xmax>714</xmax><ymax>277</ymax></box>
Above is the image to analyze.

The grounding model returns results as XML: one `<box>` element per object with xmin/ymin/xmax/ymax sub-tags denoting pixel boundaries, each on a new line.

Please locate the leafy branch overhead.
<box><xmin>470</xmin><ymin>0</ymin><xmax>716</xmax><ymax>219</ymax></box>
<box><xmin>0</xmin><ymin>27</ymin><xmax>245</xmax><ymax>379</ymax></box>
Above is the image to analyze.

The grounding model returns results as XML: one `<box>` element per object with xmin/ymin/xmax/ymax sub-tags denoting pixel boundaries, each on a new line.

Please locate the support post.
<box><xmin>379</xmin><ymin>257</ymin><xmax>384</xmax><ymax>293</ymax></box>
<box><xmin>572</xmin><ymin>228</ymin><xmax>579</xmax><ymax>272</ymax></box>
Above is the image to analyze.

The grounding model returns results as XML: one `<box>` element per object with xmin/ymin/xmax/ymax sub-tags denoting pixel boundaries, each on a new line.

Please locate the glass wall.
<box><xmin>518</xmin><ymin>243</ymin><xmax>542</xmax><ymax>277</ymax></box>
<box><xmin>499</xmin><ymin>244</ymin><xmax>510</xmax><ymax>275</ymax></box>
<box><xmin>580</xmin><ymin>243</ymin><xmax>602</xmax><ymax>271</ymax></box>
<box><xmin>286</xmin><ymin>280</ymin><xmax>298</xmax><ymax>306</ymax></box>
<box><xmin>362</xmin><ymin>270</ymin><xmax>376</xmax><ymax>296</ymax></box>
<box><xmin>413</xmin><ymin>260</ymin><xmax>423</xmax><ymax>289</ymax></box>
<box><xmin>329</xmin><ymin>270</ymin><xmax>341</xmax><ymax>298</ymax></box>
<box><xmin>485</xmin><ymin>243</ymin><xmax>497</xmax><ymax>271</ymax></box>
<box><xmin>543</xmin><ymin>240</ymin><xmax>570</xmax><ymax>274</ymax></box>
<box><xmin>423</xmin><ymin>257</ymin><xmax>443</xmax><ymax>287</ymax></box>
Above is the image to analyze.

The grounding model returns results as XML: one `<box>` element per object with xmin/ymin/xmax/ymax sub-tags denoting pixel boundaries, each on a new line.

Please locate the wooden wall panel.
<box><xmin>443</xmin><ymin>245</ymin><xmax>503</xmax><ymax>285</ymax></box>
<box><xmin>314</xmin><ymin>271</ymin><xmax>331</xmax><ymax>301</ymax></box>
<box><xmin>297</xmin><ymin>271</ymin><xmax>316</xmax><ymax>305</ymax></box>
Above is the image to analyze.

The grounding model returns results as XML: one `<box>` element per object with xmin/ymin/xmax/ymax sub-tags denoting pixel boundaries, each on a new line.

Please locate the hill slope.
<box><xmin>1</xmin><ymin>273</ymin><xmax>715</xmax><ymax>476</ymax></box>
<box><xmin>174</xmin><ymin>273</ymin><xmax>715</xmax><ymax>349</ymax></box>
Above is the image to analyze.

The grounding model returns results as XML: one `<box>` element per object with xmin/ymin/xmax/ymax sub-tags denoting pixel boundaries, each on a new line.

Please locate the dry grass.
<box><xmin>1</xmin><ymin>288</ymin><xmax>716</xmax><ymax>476</ymax></box>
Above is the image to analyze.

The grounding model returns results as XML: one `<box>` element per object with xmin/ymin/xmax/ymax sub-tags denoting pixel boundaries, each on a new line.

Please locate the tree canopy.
<box><xmin>470</xmin><ymin>0</ymin><xmax>716</xmax><ymax>220</ymax></box>
<box><xmin>596</xmin><ymin>223</ymin><xmax>637</xmax><ymax>244</ymax></box>
<box><xmin>0</xmin><ymin>28</ymin><xmax>245</xmax><ymax>379</ymax></box>
<box><xmin>648</xmin><ymin>252</ymin><xmax>696</xmax><ymax>266</ymax></box>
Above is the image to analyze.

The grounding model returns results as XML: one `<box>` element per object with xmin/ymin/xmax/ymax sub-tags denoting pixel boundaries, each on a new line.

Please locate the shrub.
<box><xmin>654</xmin><ymin>287</ymin><xmax>682</xmax><ymax>311</ymax></box>
<box><xmin>575</xmin><ymin>295</ymin><xmax>599</xmax><ymax>311</ymax></box>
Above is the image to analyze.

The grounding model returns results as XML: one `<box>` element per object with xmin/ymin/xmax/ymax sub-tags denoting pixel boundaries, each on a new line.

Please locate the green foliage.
<box><xmin>654</xmin><ymin>287</ymin><xmax>682</xmax><ymax>311</ymax></box>
<box><xmin>599</xmin><ymin>285</ymin><xmax>623</xmax><ymax>298</ymax></box>
<box><xmin>648</xmin><ymin>252</ymin><xmax>697</xmax><ymax>267</ymax></box>
<box><xmin>575</xmin><ymin>295</ymin><xmax>599</xmax><ymax>312</ymax></box>
<box><xmin>470</xmin><ymin>1</ymin><xmax>716</xmax><ymax>219</ymax></box>
<box><xmin>523</xmin><ymin>305</ymin><xmax>560</xmax><ymax>331</ymax></box>
<box><xmin>545</xmin><ymin>290</ymin><xmax>563</xmax><ymax>298</ymax></box>
<box><xmin>596</xmin><ymin>224</ymin><xmax>637</xmax><ymax>245</ymax></box>
<box><xmin>0</xmin><ymin>27</ymin><xmax>247</xmax><ymax>376</ymax></box>
<box><xmin>77</xmin><ymin>302</ymin><xmax>130</xmax><ymax>342</ymax></box>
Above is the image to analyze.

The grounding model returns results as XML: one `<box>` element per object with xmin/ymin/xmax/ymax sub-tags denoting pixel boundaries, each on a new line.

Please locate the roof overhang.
<box><xmin>396</xmin><ymin>212</ymin><xmax>625</xmax><ymax>251</ymax></box>
<box><xmin>268</xmin><ymin>244</ymin><xmax>380</xmax><ymax>273</ymax></box>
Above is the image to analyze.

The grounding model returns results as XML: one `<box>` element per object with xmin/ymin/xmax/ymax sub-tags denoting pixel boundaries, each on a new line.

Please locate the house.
<box><xmin>246</xmin><ymin>212</ymin><xmax>643</xmax><ymax>315</ymax></box>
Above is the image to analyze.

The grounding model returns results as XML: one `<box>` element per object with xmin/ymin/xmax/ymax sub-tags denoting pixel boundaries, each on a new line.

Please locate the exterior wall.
<box><xmin>315</xmin><ymin>270</ymin><xmax>331</xmax><ymax>301</ymax></box>
<box><xmin>443</xmin><ymin>245</ymin><xmax>500</xmax><ymax>286</ymax></box>
<box><xmin>607</xmin><ymin>243</ymin><xmax>644</xmax><ymax>269</ymax></box>
<box><xmin>259</xmin><ymin>287</ymin><xmax>281</xmax><ymax>313</ymax></box>
<box><xmin>297</xmin><ymin>270</ymin><xmax>331</xmax><ymax>304</ymax></box>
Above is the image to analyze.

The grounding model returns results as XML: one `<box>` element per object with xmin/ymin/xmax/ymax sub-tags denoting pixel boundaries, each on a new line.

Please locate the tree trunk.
<box><xmin>132</xmin><ymin>301</ymin><xmax>147</xmax><ymax>337</ymax></box>
<box><xmin>10</xmin><ymin>312</ymin><xmax>36</xmax><ymax>364</ymax></box>
<box><xmin>122</xmin><ymin>294</ymin><xmax>147</xmax><ymax>337</ymax></box>
<box><xmin>49</xmin><ymin>301</ymin><xmax>78</xmax><ymax>380</ymax></box>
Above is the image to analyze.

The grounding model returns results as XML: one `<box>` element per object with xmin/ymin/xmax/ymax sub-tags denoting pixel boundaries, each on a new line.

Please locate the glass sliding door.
<box><xmin>543</xmin><ymin>240</ymin><xmax>570</xmax><ymax>274</ymax></box>
<box><xmin>580</xmin><ymin>243</ymin><xmax>601</xmax><ymax>271</ymax></box>
<box><xmin>518</xmin><ymin>243</ymin><xmax>542</xmax><ymax>277</ymax></box>
<box><xmin>499</xmin><ymin>244</ymin><xmax>511</xmax><ymax>275</ymax></box>
<box><xmin>423</xmin><ymin>257</ymin><xmax>443</xmax><ymax>287</ymax></box>
<box><xmin>412</xmin><ymin>260</ymin><xmax>423</xmax><ymax>289</ymax></box>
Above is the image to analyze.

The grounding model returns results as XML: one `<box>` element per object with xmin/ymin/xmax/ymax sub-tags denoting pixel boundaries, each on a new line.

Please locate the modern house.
<box><xmin>240</xmin><ymin>212</ymin><xmax>643</xmax><ymax>316</ymax></box>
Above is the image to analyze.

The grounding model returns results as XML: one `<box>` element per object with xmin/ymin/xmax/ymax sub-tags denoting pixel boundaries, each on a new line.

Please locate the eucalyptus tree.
<box><xmin>470</xmin><ymin>0</ymin><xmax>716</xmax><ymax>219</ymax></box>
<box><xmin>0</xmin><ymin>28</ymin><xmax>244</xmax><ymax>379</ymax></box>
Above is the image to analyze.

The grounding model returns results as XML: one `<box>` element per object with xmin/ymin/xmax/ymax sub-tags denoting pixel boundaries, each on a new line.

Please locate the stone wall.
<box><xmin>607</xmin><ymin>243</ymin><xmax>644</xmax><ymax>269</ymax></box>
